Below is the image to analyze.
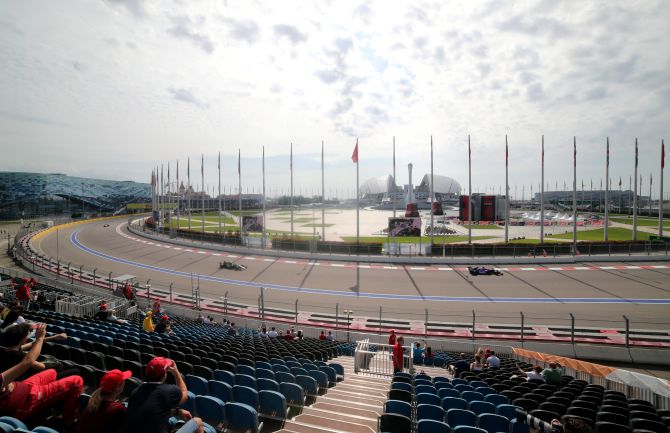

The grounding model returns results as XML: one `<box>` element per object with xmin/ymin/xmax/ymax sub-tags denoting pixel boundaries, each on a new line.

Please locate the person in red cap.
<box><xmin>124</xmin><ymin>357</ymin><xmax>203</xmax><ymax>433</ymax></box>
<box><xmin>75</xmin><ymin>369</ymin><xmax>131</xmax><ymax>433</ymax></box>
<box><xmin>15</xmin><ymin>282</ymin><xmax>30</xmax><ymax>310</ymax></box>
<box><xmin>388</xmin><ymin>329</ymin><xmax>396</xmax><ymax>346</ymax></box>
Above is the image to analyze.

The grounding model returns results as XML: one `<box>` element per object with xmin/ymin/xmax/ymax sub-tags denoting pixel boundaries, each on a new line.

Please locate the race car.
<box><xmin>468</xmin><ymin>266</ymin><xmax>503</xmax><ymax>276</ymax></box>
<box><xmin>220</xmin><ymin>261</ymin><xmax>247</xmax><ymax>271</ymax></box>
<box><xmin>103</xmin><ymin>224</ymin><xmax>110</xmax><ymax>227</ymax></box>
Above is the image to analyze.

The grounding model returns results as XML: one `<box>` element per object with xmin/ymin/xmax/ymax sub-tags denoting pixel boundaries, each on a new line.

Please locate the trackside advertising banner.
<box><xmin>242</xmin><ymin>215</ymin><xmax>264</xmax><ymax>232</ymax></box>
<box><xmin>388</xmin><ymin>217</ymin><xmax>421</xmax><ymax>237</ymax></box>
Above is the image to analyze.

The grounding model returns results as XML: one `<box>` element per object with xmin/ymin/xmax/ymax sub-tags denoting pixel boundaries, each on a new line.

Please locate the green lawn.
<box><xmin>610</xmin><ymin>217</ymin><xmax>670</xmax><ymax>228</ymax></box>
<box><xmin>505</xmin><ymin>238</ymin><xmax>566</xmax><ymax>244</ymax></box>
<box><xmin>302</xmin><ymin>223</ymin><xmax>335</xmax><ymax>228</ymax></box>
<box><xmin>341</xmin><ymin>235</ymin><xmax>495</xmax><ymax>244</ymax></box>
<box><xmin>226</xmin><ymin>209</ymin><xmax>263</xmax><ymax>216</ymax></box>
<box><xmin>550</xmin><ymin>227</ymin><xmax>652</xmax><ymax>241</ymax></box>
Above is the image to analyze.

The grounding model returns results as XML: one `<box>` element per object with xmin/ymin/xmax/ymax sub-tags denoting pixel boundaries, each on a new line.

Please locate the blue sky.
<box><xmin>0</xmin><ymin>0</ymin><xmax>668</xmax><ymax>197</ymax></box>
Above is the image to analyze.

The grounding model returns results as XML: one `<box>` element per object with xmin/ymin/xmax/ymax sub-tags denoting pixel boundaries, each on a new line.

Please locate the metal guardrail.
<box><xmin>354</xmin><ymin>340</ymin><xmax>414</xmax><ymax>377</ymax></box>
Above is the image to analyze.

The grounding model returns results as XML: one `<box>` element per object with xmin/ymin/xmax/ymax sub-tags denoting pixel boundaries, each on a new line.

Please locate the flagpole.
<box><xmin>262</xmin><ymin>145</ymin><xmax>267</xmax><ymax>247</ymax></box>
<box><xmin>321</xmin><ymin>141</ymin><xmax>325</xmax><ymax>242</ymax></box>
<box><xmin>505</xmin><ymin>135</ymin><xmax>509</xmax><ymax>243</ymax></box>
<box><xmin>540</xmin><ymin>136</ymin><xmax>545</xmax><ymax>243</ymax></box>
<box><xmin>573</xmin><ymin>137</ymin><xmax>577</xmax><ymax>251</ymax></box>
<box><xmin>187</xmin><ymin>157</ymin><xmax>191</xmax><ymax>232</ymax></box>
<box><xmin>218</xmin><ymin>152</ymin><xmax>222</xmax><ymax>237</ymax></box>
<box><xmin>290</xmin><ymin>142</ymin><xmax>294</xmax><ymax>241</ymax></box>
<box><xmin>161</xmin><ymin>164</ymin><xmax>164</xmax><ymax>228</ymax></box>
<box><xmin>201</xmin><ymin>155</ymin><xmax>205</xmax><ymax>234</ymax></box>
<box><xmin>660</xmin><ymin>140</ymin><xmax>665</xmax><ymax>237</ymax></box>
<box><xmin>167</xmin><ymin>162</ymin><xmax>171</xmax><ymax>230</ymax></box>
<box><xmin>238</xmin><ymin>149</ymin><xmax>243</xmax><ymax>241</ymax></box>
<box><xmin>605</xmin><ymin>137</ymin><xmax>609</xmax><ymax>240</ymax></box>
<box><xmin>649</xmin><ymin>174</ymin><xmax>653</xmax><ymax>217</ymax></box>
<box><xmin>356</xmin><ymin>138</ymin><xmax>360</xmax><ymax>246</ymax></box>
<box><xmin>434</xmin><ymin>135</ymin><xmax>435</xmax><ymax>245</ymax></box>
<box><xmin>176</xmin><ymin>160</ymin><xmax>180</xmax><ymax>231</ymax></box>
<box><xmin>633</xmin><ymin>139</ymin><xmax>638</xmax><ymax>240</ymax></box>
<box><xmin>468</xmin><ymin>135</ymin><xmax>472</xmax><ymax>244</ymax></box>
<box><xmin>393</xmin><ymin>137</ymin><xmax>396</xmax><ymax>218</ymax></box>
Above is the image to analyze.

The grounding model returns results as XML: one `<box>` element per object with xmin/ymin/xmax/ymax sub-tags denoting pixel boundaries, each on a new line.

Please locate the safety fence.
<box><xmin>354</xmin><ymin>340</ymin><xmax>414</xmax><ymax>377</ymax></box>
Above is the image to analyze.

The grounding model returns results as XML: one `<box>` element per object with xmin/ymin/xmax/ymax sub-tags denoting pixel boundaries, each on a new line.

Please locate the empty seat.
<box><xmin>385</xmin><ymin>400</ymin><xmax>412</xmax><ymax>418</ymax></box>
<box><xmin>389</xmin><ymin>389</ymin><xmax>412</xmax><ymax>404</ymax></box>
<box><xmin>195</xmin><ymin>395</ymin><xmax>225</xmax><ymax>428</ymax></box>
<box><xmin>443</xmin><ymin>397</ymin><xmax>469</xmax><ymax>411</ymax></box>
<box><xmin>232</xmin><ymin>385</ymin><xmax>259</xmax><ymax>410</ymax></box>
<box><xmin>417</xmin><ymin>392</ymin><xmax>442</xmax><ymax>407</ymax></box>
<box><xmin>379</xmin><ymin>413</ymin><xmax>412</xmax><ymax>433</ymax></box>
<box><xmin>417</xmin><ymin>403</ymin><xmax>445</xmax><ymax>422</ymax></box>
<box><xmin>446</xmin><ymin>408</ymin><xmax>476</xmax><ymax>427</ymax></box>
<box><xmin>295</xmin><ymin>375</ymin><xmax>318</xmax><ymax>399</ymax></box>
<box><xmin>478</xmin><ymin>413</ymin><xmax>509</xmax><ymax>433</ymax></box>
<box><xmin>485</xmin><ymin>394</ymin><xmax>509</xmax><ymax>407</ymax></box>
<box><xmin>530</xmin><ymin>409</ymin><xmax>559</xmax><ymax>424</ymax></box>
<box><xmin>279</xmin><ymin>382</ymin><xmax>304</xmax><ymax>410</ymax></box>
<box><xmin>224</xmin><ymin>402</ymin><xmax>261</xmax><ymax>433</ymax></box>
<box><xmin>469</xmin><ymin>401</ymin><xmax>495</xmax><ymax>416</ymax></box>
<box><xmin>391</xmin><ymin>382</ymin><xmax>413</xmax><ymax>393</ymax></box>
<box><xmin>594</xmin><ymin>421</ymin><xmax>632</xmax><ymax>433</ymax></box>
<box><xmin>417</xmin><ymin>419</ymin><xmax>451</xmax><ymax>433</ymax></box>
<box><xmin>461</xmin><ymin>391</ymin><xmax>485</xmax><ymax>403</ymax></box>
<box><xmin>258</xmin><ymin>390</ymin><xmax>287</xmax><ymax>422</ymax></box>
<box><xmin>185</xmin><ymin>374</ymin><xmax>208</xmax><ymax>396</ymax></box>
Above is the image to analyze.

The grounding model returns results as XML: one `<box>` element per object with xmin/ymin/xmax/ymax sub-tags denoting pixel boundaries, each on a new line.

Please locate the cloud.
<box><xmin>167</xmin><ymin>16</ymin><xmax>215</xmax><ymax>53</ymax></box>
<box><xmin>315</xmin><ymin>69</ymin><xmax>341</xmax><ymax>84</ymax></box>
<box><xmin>72</xmin><ymin>61</ymin><xmax>87</xmax><ymax>72</ymax></box>
<box><xmin>219</xmin><ymin>16</ymin><xmax>260</xmax><ymax>43</ymax></box>
<box><xmin>167</xmin><ymin>88</ymin><xmax>209</xmax><ymax>109</ymax></box>
<box><xmin>499</xmin><ymin>15</ymin><xmax>571</xmax><ymax>39</ymax></box>
<box><xmin>585</xmin><ymin>86</ymin><xmax>608</xmax><ymax>101</ymax></box>
<box><xmin>273</xmin><ymin>24</ymin><xmax>307</xmax><ymax>44</ymax></box>
<box><xmin>103</xmin><ymin>0</ymin><xmax>146</xmax><ymax>18</ymax></box>
<box><xmin>0</xmin><ymin>110</ymin><xmax>70</xmax><ymax>127</ymax></box>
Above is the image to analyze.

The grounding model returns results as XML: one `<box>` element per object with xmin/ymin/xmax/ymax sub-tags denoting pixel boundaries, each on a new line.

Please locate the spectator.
<box><xmin>75</xmin><ymin>369</ymin><xmax>131</xmax><ymax>433</ymax></box>
<box><xmin>15</xmin><ymin>283</ymin><xmax>30</xmax><ymax>309</ymax></box>
<box><xmin>0</xmin><ymin>307</ymin><xmax>25</xmax><ymax>329</ymax></box>
<box><xmin>450</xmin><ymin>353</ymin><xmax>470</xmax><ymax>378</ymax></box>
<box><xmin>283</xmin><ymin>329</ymin><xmax>293</xmax><ymax>340</ymax></box>
<box><xmin>392</xmin><ymin>336</ymin><xmax>405</xmax><ymax>374</ymax></box>
<box><xmin>388</xmin><ymin>330</ymin><xmax>396</xmax><ymax>346</ymax></box>
<box><xmin>424</xmin><ymin>346</ymin><xmax>434</xmax><ymax>361</ymax></box>
<box><xmin>483</xmin><ymin>348</ymin><xmax>492</xmax><ymax>361</ymax></box>
<box><xmin>260</xmin><ymin>327</ymin><xmax>268</xmax><ymax>337</ymax></box>
<box><xmin>267</xmin><ymin>327</ymin><xmax>278</xmax><ymax>338</ymax></box>
<box><xmin>413</xmin><ymin>341</ymin><xmax>425</xmax><ymax>363</ymax></box>
<box><xmin>0</xmin><ymin>322</ymin><xmax>68</xmax><ymax>380</ymax></box>
<box><xmin>541</xmin><ymin>362</ymin><xmax>563</xmax><ymax>385</ymax></box>
<box><xmin>164</xmin><ymin>321</ymin><xmax>175</xmax><ymax>336</ymax></box>
<box><xmin>154</xmin><ymin>315</ymin><xmax>169</xmax><ymax>334</ymax></box>
<box><xmin>295</xmin><ymin>330</ymin><xmax>304</xmax><ymax>340</ymax></box>
<box><xmin>124</xmin><ymin>357</ymin><xmax>203</xmax><ymax>433</ymax></box>
<box><xmin>152</xmin><ymin>299</ymin><xmax>161</xmax><ymax>316</ymax></box>
<box><xmin>485</xmin><ymin>351</ymin><xmax>500</xmax><ymax>369</ymax></box>
<box><xmin>326</xmin><ymin>331</ymin><xmax>335</xmax><ymax>341</ymax></box>
<box><xmin>0</xmin><ymin>323</ymin><xmax>84</xmax><ymax>428</ymax></box>
<box><xmin>123</xmin><ymin>283</ymin><xmax>134</xmax><ymax>301</ymax></box>
<box><xmin>94</xmin><ymin>303</ymin><xmax>110</xmax><ymax>321</ymax></box>
<box><xmin>470</xmin><ymin>355</ymin><xmax>484</xmax><ymax>372</ymax></box>
<box><xmin>516</xmin><ymin>364</ymin><xmax>545</xmax><ymax>382</ymax></box>
<box><xmin>107</xmin><ymin>309</ymin><xmax>129</xmax><ymax>325</ymax></box>
<box><xmin>531</xmin><ymin>416</ymin><xmax>593</xmax><ymax>433</ymax></box>
<box><xmin>143</xmin><ymin>310</ymin><xmax>155</xmax><ymax>332</ymax></box>
<box><xmin>319</xmin><ymin>331</ymin><xmax>327</xmax><ymax>340</ymax></box>
<box><xmin>196</xmin><ymin>313</ymin><xmax>204</xmax><ymax>324</ymax></box>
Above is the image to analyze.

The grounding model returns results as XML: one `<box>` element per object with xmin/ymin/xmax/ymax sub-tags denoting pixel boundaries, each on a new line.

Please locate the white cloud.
<box><xmin>0</xmin><ymin>0</ymin><xmax>668</xmax><ymax>197</ymax></box>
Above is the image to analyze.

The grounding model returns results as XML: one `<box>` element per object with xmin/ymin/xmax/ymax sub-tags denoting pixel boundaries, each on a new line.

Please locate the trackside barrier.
<box><xmin>354</xmin><ymin>340</ymin><xmax>413</xmax><ymax>377</ymax></box>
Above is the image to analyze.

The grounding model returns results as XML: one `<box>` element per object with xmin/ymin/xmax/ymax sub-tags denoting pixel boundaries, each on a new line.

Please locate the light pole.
<box><xmin>31</xmin><ymin>255</ymin><xmax>35</xmax><ymax>273</ymax></box>
<box><xmin>344</xmin><ymin>309</ymin><xmax>353</xmax><ymax>343</ymax></box>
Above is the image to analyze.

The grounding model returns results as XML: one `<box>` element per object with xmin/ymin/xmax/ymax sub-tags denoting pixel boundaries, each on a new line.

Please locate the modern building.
<box><xmin>0</xmin><ymin>172</ymin><xmax>151</xmax><ymax>219</ymax></box>
<box><xmin>360</xmin><ymin>174</ymin><xmax>461</xmax><ymax>208</ymax></box>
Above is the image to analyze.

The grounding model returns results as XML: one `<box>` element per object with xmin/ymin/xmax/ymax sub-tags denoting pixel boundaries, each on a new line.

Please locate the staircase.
<box><xmin>274</xmin><ymin>354</ymin><xmax>452</xmax><ymax>433</ymax></box>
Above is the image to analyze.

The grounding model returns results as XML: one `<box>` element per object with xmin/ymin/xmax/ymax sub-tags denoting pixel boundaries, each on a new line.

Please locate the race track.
<box><xmin>31</xmin><ymin>219</ymin><xmax>670</xmax><ymax>330</ymax></box>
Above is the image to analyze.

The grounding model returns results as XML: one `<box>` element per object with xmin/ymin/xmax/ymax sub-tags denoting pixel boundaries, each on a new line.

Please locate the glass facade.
<box><xmin>0</xmin><ymin>172</ymin><xmax>150</xmax><ymax>219</ymax></box>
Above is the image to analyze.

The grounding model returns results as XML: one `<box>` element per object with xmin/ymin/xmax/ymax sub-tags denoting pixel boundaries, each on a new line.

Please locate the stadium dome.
<box><xmin>417</xmin><ymin>174</ymin><xmax>462</xmax><ymax>195</ymax></box>
<box><xmin>360</xmin><ymin>174</ymin><xmax>398</xmax><ymax>195</ymax></box>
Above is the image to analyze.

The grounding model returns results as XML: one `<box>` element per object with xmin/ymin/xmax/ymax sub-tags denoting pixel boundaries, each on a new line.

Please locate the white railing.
<box><xmin>354</xmin><ymin>339</ymin><xmax>414</xmax><ymax>377</ymax></box>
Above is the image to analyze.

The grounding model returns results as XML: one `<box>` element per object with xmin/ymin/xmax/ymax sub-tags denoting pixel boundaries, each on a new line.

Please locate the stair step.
<box><xmin>301</xmin><ymin>407</ymin><xmax>378</xmax><ymax>430</ymax></box>
<box><xmin>281</xmin><ymin>421</ymin><xmax>342</xmax><ymax>433</ymax></box>
<box><xmin>339</xmin><ymin>381</ymin><xmax>389</xmax><ymax>393</ymax></box>
<box><xmin>327</xmin><ymin>387</ymin><xmax>385</xmax><ymax>399</ymax></box>
<box><xmin>312</xmin><ymin>401</ymin><xmax>381</xmax><ymax>418</ymax></box>
<box><xmin>318</xmin><ymin>395</ymin><xmax>384</xmax><ymax>411</ymax></box>
<box><xmin>320</xmin><ymin>392</ymin><xmax>384</xmax><ymax>407</ymax></box>
<box><xmin>294</xmin><ymin>413</ymin><xmax>376</xmax><ymax>433</ymax></box>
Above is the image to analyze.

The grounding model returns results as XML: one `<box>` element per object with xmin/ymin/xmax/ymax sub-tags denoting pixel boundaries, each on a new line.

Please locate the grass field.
<box><xmin>506</xmin><ymin>238</ymin><xmax>566</xmax><ymax>244</ymax></box>
<box><xmin>549</xmin><ymin>227</ymin><xmax>652</xmax><ymax>241</ymax></box>
<box><xmin>610</xmin><ymin>217</ymin><xmax>670</xmax><ymax>228</ymax></box>
<box><xmin>280</xmin><ymin>217</ymin><xmax>317</xmax><ymax>223</ymax></box>
<box><xmin>302</xmin><ymin>223</ymin><xmax>335</xmax><ymax>228</ymax></box>
<box><xmin>341</xmin><ymin>235</ymin><xmax>495</xmax><ymax>243</ymax></box>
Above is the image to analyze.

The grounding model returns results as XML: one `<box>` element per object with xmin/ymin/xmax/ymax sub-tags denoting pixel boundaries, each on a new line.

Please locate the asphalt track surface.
<box><xmin>32</xmin><ymin>220</ymin><xmax>670</xmax><ymax>330</ymax></box>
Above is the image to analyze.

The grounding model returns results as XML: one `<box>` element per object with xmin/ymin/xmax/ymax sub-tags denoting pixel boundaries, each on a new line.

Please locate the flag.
<box><xmin>351</xmin><ymin>139</ymin><xmax>359</xmax><ymax>163</ymax></box>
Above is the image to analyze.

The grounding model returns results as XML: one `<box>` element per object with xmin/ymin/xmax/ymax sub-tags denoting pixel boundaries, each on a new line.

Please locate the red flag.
<box><xmin>662</xmin><ymin>140</ymin><xmax>665</xmax><ymax>169</ymax></box>
<box><xmin>351</xmin><ymin>139</ymin><xmax>359</xmax><ymax>163</ymax></box>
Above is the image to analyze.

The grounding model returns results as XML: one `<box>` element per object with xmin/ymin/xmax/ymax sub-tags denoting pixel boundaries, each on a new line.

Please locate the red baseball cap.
<box><xmin>146</xmin><ymin>357</ymin><xmax>172</xmax><ymax>380</ymax></box>
<box><xmin>100</xmin><ymin>369</ymin><xmax>132</xmax><ymax>392</ymax></box>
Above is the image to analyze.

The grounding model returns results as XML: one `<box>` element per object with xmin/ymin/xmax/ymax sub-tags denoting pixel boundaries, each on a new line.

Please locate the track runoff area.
<box><xmin>31</xmin><ymin>219</ymin><xmax>670</xmax><ymax>345</ymax></box>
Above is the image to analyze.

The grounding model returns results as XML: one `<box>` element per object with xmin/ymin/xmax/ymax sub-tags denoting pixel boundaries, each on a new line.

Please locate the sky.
<box><xmin>1</xmin><ymin>0</ymin><xmax>668</xmax><ymax>198</ymax></box>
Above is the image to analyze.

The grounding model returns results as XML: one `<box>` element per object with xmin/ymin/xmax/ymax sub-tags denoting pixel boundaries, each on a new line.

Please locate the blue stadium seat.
<box><xmin>0</xmin><ymin>417</ymin><xmax>25</xmax><ymax>431</ymax></box>
<box><xmin>391</xmin><ymin>382</ymin><xmax>413</xmax><ymax>393</ymax></box>
<box><xmin>256</xmin><ymin>361</ymin><xmax>273</xmax><ymax>371</ymax></box>
<box><xmin>233</xmin><ymin>385</ymin><xmax>259</xmax><ymax>410</ymax></box>
<box><xmin>214</xmin><ymin>370</ymin><xmax>236</xmax><ymax>387</ymax></box>
<box><xmin>0</xmin><ymin>423</ymin><xmax>11</xmax><ymax>433</ymax></box>
<box><xmin>417</xmin><ymin>403</ymin><xmax>445</xmax><ymax>422</ymax></box>
<box><xmin>475</xmin><ymin>387</ymin><xmax>496</xmax><ymax>396</ymax></box>
<box><xmin>417</xmin><ymin>392</ymin><xmax>442</xmax><ymax>407</ymax></box>
<box><xmin>453</xmin><ymin>427</ymin><xmax>486</xmax><ymax>433</ymax></box>
<box><xmin>235</xmin><ymin>374</ymin><xmax>257</xmax><ymax>390</ymax></box>
<box><xmin>195</xmin><ymin>395</ymin><xmax>225</xmax><ymax>428</ymax></box>
<box><xmin>319</xmin><ymin>366</ymin><xmax>337</xmax><ymax>386</ymax></box>
<box><xmin>256</xmin><ymin>368</ymin><xmax>275</xmax><ymax>380</ymax></box>
<box><xmin>290</xmin><ymin>367</ymin><xmax>309</xmax><ymax>377</ymax></box>
<box><xmin>477</xmin><ymin>413</ymin><xmax>509</xmax><ymax>433</ymax></box>
<box><xmin>417</xmin><ymin>419</ymin><xmax>451</xmax><ymax>433</ymax></box>
<box><xmin>275</xmin><ymin>371</ymin><xmax>295</xmax><ymax>384</ymax></box>
<box><xmin>385</xmin><ymin>400</ymin><xmax>412</xmax><ymax>418</ymax></box>
<box><xmin>295</xmin><ymin>375</ymin><xmax>319</xmax><ymax>398</ymax></box>
<box><xmin>236</xmin><ymin>364</ymin><xmax>256</xmax><ymax>377</ymax></box>
<box><xmin>446</xmin><ymin>408</ymin><xmax>477</xmax><ymax>427</ymax></box>
<box><xmin>379</xmin><ymin>413</ymin><xmax>412</xmax><ymax>433</ymax></box>
<box><xmin>497</xmin><ymin>404</ymin><xmax>521</xmax><ymax>421</ymax></box>
<box><xmin>461</xmin><ymin>391</ymin><xmax>485</xmax><ymax>403</ymax></box>
<box><xmin>208</xmin><ymin>380</ymin><xmax>233</xmax><ymax>403</ymax></box>
<box><xmin>329</xmin><ymin>363</ymin><xmax>345</xmax><ymax>381</ymax></box>
<box><xmin>469</xmin><ymin>401</ymin><xmax>495</xmax><ymax>416</ymax></box>
<box><xmin>415</xmin><ymin>379</ymin><xmax>433</xmax><ymax>387</ymax></box>
<box><xmin>185</xmin><ymin>374</ymin><xmax>209</xmax><ymax>395</ymax></box>
<box><xmin>443</xmin><ymin>397</ymin><xmax>469</xmax><ymax>411</ymax></box>
<box><xmin>440</xmin><ymin>388</ymin><xmax>461</xmax><ymax>399</ymax></box>
<box><xmin>484</xmin><ymin>394</ymin><xmax>509</xmax><ymax>406</ymax></box>
<box><xmin>436</xmin><ymin>382</ymin><xmax>454</xmax><ymax>390</ymax></box>
<box><xmin>258</xmin><ymin>390</ymin><xmax>287</xmax><ymax>422</ymax></box>
<box><xmin>470</xmin><ymin>381</ymin><xmax>487</xmax><ymax>389</ymax></box>
<box><xmin>416</xmin><ymin>373</ymin><xmax>432</xmax><ymax>381</ymax></box>
<box><xmin>272</xmin><ymin>364</ymin><xmax>290</xmax><ymax>373</ymax></box>
<box><xmin>510</xmin><ymin>418</ymin><xmax>530</xmax><ymax>433</ymax></box>
<box><xmin>308</xmin><ymin>370</ymin><xmax>328</xmax><ymax>391</ymax></box>
<box><xmin>434</xmin><ymin>376</ymin><xmax>450</xmax><ymax>385</ymax></box>
<box><xmin>224</xmin><ymin>402</ymin><xmax>261</xmax><ymax>433</ymax></box>
<box><xmin>279</xmin><ymin>382</ymin><xmax>305</xmax><ymax>410</ymax></box>
<box><xmin>33</xmin><ymin>428</ymin><xmax>61</xmax><ymax>433</ymax></box>
<box><xmin>257</xmin><ymin>378</ymin><xmax>280</xmax><ymax>392</ymax></box>
<box><xmin>416</xmin><ymin>384</ymin><xmax>438</xmax><ymax>395</ymax></box>
<box><xmin>179</xmin><ymin>391</ymin><xmax>196</xmax><ymax>415</ymax></box>
<box><xmin>451</xmin><ymin>379</ymin><xmax>469</xmax><ymax>386</ymax></box>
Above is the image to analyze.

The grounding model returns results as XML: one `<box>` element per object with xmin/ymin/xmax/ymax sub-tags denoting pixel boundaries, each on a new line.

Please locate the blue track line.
<box><xmin>71</xmin><ymin>231</ymin><xmax>670</xmax><ymax>305</ymax></box>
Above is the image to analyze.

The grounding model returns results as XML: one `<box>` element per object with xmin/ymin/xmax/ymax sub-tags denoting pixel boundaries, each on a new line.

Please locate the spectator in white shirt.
<box><xmin>516</xmin><ymin>364</ymin><xmax>545</xmax><ymax>382</ymax></box>
<box><xmin>486</xmin><ymin>351</ymin><xmax>501</xmax><ymax>369</ymax></box>
<box><xmin>267</xmin><ymin>327</ymin><xmax>278</xmax><ymax>338</ymax></box>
